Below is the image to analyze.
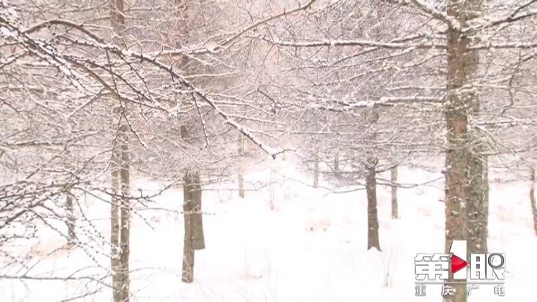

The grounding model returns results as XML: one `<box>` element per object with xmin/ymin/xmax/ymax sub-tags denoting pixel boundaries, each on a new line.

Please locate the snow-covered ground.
<box><xmin>0</xmin><ymin>156</ymin><xmax>535</xmax><ymax>301</ymax></box>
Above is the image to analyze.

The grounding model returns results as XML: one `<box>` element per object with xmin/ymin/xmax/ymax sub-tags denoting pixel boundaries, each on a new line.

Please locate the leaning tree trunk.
<box><xmin>391</xmin><ymin>166</ymin><xmax>398</xmax><ymax>219</ymax></box>
<box><xmin>443</xmin><ymin>0</ymin><xmax>481</xmax><ymax>299</ymax></box>
<box><xmin>530</xmin><ymin>167</ymin><xmax>537</xmax><ymax>235</ymax></box>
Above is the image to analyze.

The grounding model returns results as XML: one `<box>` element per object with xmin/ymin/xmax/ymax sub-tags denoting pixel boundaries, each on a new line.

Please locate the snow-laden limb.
<box><xmin>0</xmin><ymin>16</ymin><xmax>89</xmax><ymax>94</ymax></box>
<box><xmin>465</xmin><ymin>3</ymin><xmax>537</xmax><ymax>33</ymax></box>
<box><xmin>471</xmin><ymin>42</ymin><xmax>537</xmax><ymax>50</ymax></box>
<box><xmin>307</xmin><ymin>96</ymin><xmax>443</xmax><ymax>112</ymax></box>
<box><xmin>257</xmin><ymin>35</ymin><xmax>447</xmax><ymax>50</ymax></box>
<box><xmin>406</xmin><ymin>0</ymin><xmax>461</xmax><ymax>30</ymax></box>
<box><xmin>476</xmin><ymin>119</ymin><xmax>537</xmax><ymax>128</ymax></box>
<box><xmin>10</xmin><ymin>16</ymin><xmax>287</xmax><ymax>157</ymax></box>
<box><xmin>150</xmin><ymin>0</ymin><xmax>318</xmax><ymax>57</ymax></box>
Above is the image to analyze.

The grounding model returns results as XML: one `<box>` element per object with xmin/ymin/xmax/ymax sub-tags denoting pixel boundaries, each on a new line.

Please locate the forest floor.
<box><xmin>0</xmin><ymin>156</ymin><xmax>535</xmax><ymax>301</ymax></box>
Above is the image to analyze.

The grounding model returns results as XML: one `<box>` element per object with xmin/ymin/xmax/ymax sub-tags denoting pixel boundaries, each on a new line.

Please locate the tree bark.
<box><xmin>118</xmin><ymin>123</ymin><xmax>131</xmax><ymax>302</ymax></box>
<box><xmin>467</xmin><ymin>148</ymin><xmax>488</xmax><ymax>255</ymax></box>
<box><xmin>334</xmin><ymin>151</ymin><xmax>341</xmax><ymax>179</ymax></box>
<box><xmin>110</xmin><ymin>0</ymin><xmax>130</xmax><ymax>300</ymax></box>
<box><xmin>530</xmin><ymin>167</ymin><xmax>537</xmax><ymax>236</ymax></box>
<box><xmin>366</xmin><ymin>158</ymin><xmax>381</xmax><ymax>251</ymax></box>
<box><xmin>391</xmin><ymin>166</ymin><xmax>398</xmax><ymax>219</ymax></box>
<box><xmin>191</xmin><ymin>172</ymin><xmax>205</xmax><ymax>250</ymax></box>
<box><xmin>180</xmin><ymin>125</ymin><xmax>205</xmax><ymax>283</ymax></box>
<box><xmin>484</xmin><ymin>155</ymin><xmax>489</xmax><ymax>215</ymax></box>
<box><xmin>313</xmin><ymin>153</ymin><xmax>319</xmax><ymax>188</ymax></box>
<box><xmin>465</xmin><ymin>0</ymin><xmax>487</xmax><ymax>259</ymax></box>
<box><xmin>364</xmin><ymin>105</ymin><xmax>381</xmax><ymax>251</ymax></box>
<box><xmin>110</xmin><ymin>154</ymin><xmax>121</xmax><ymax>302</ymax></box>
<box><xmin>66</xmin><ymin>191</ymin><xmax>76</xmax><ymax>246</ymax></box>
<box><xmin>182</xmin><ymin>171</ymin><xmax>195</xmax><ymax>283</ymax></box>
<box><xmin>443</xmin><ymin>0</ymin><xmax>479</xmax><ymax>299</ymax></box>
<box><xmin>238</xmin><ymin>134</ymin><xmax>245</xmax><ymax>198</ymax></box>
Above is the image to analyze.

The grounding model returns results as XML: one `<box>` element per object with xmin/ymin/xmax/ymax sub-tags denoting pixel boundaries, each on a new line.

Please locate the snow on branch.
<box><xmin>470</xmin><ymin>42</ymin><xmax>537</xmax><ymax>50</ymax></box>
<box><xmin>257</xmin><ymin>36</ymin><xmax>447</xmax><ymax>50</ymax></box>
<box><xmin>465</xmin><ymin>4</ymin><xmax>537</xmax><ymax>33</ymax></box>
<box><xmin>153</xmin><ymin>0</ymin><xmax>318</xmax><ymax>57</ymax></box>
<box><xmin>5</xmin><ymin>14</ymin><xmax>287</xmax><ymax>158</ymax></box>
<box><xmin>308</xmin><ymin>96</ymin><xmax>443</xmax><ymax>112</ymax></box>
<box><xmin>406</xmin><ymin>0</ymin><xmax>461</xmax><ymax>30</ymax></box>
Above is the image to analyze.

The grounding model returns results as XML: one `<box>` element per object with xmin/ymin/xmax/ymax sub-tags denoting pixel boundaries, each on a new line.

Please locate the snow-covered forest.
<box><xmin>1</xmin><ymin>0</ymin><xmax>537</xmax><ymax>301</ymax></box>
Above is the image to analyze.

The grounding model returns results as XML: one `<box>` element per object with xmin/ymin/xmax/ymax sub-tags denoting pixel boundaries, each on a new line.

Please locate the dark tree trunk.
<box><xmin>530</xmin><ymin>167</ymin><xmax>537</xmax><ymax>235</ymax></box>
<box><xmin>181</xmin><ymin>125</ymin><xmax>205</xmax><ymax>283</ymax></box>
<box><xmin>443</xmin><ymin>0</ymin><xmax>482</xmax><ymax>299</ymax></box>
<box><xmin>191</xmin><ymin>172</ymin><xmax>205</xmax><ymax>250</ymax></box>
<box><xmin>182</xmin><ymin>171</ymin><xmax>195</xmax><ymax>283</ymax></box>
<box><xmin>334</xmin><ymin>151</ymin><xmax>341</xmax><ymax>179</ymax></box>
<box><xmin>66</xmin><ymin>192</ymin><xmax>76</xmax><ymax>246</ymax></box>
<box><xmin>313</xmin><ymin>153</ymin><xmax>320</xmax><ymax>188</ymax></box>
<box><xmin>238</xmin><ymin>134</ymin><xmax>245</xmax><ymax>198</ymax></box>
<box><xmin>366</xmin><ymin>159</ymin><xmax>381</xmax><ymax>251</ymax></box>
<box><xmin>108</xmin><ymin>0</ymin><xmax>131</xmax><ymax>299</ymax></box>
<box><xmin>118</xmin><ymin>123</ymin><xmax>131</xmax><ymax>302</ymax></box>
<box><xmin>465</xmin><ymin>0</ymin><xmax>487</xmax><ymax>258</ymax></box>
<box><xmin>391</xmin><ymin>166</ymin><xmax>398</xmax><ymax>219</ymax></box>
<box><xmin>110</xmin><ymin>153</ymin><xmax>121</xmax><ymax>302</ymax></box>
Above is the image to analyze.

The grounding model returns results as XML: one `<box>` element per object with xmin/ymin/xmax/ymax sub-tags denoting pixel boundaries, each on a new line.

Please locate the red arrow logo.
<box><xmin>451</xmin><ymin>254</ymin><xmax>468</xmax><ymax>274</ymax></box>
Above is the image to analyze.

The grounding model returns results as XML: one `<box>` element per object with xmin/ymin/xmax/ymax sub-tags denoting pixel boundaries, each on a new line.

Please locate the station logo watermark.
<box><xmin>414</xmin><ymin>240</ymin><xmax>506</xmax><ymax>297</ymax></box>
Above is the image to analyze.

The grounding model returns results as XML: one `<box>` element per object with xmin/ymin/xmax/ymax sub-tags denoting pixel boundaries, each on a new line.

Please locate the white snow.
<box><xmin>0</xmin><ymin>156</ymin><xmax>535</xmax><ymax>301</ymax></box>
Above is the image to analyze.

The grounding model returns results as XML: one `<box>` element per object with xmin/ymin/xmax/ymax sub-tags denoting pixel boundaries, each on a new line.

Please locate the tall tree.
<box><xmin>366</xmin><ymin>108</ymin><xmax>381</xmax><ymax>251</ymax></box>
<box><xmin>180</xmin><ymin>125</ymin><xmax>205</xmax><ymax>283</ymax></box>
<box><xmin>109</xmin><ymin>0</ymin><xmax>131</xmax><ymax>300</ymax></box>
<box><xmin>238</xmin><ymin>133</ymin><xmax>245</xmax><ymax>198</ymax></box>
<box><xmin>391</xmin><ymin>166</ymin><xmax>399</xmax><ymax>219</ymax></box>
<box><xmin>530</xmin><ymin>167</ymin><xmax>537</xmax><ymax>235</ymax></box>
<box><xmin>465</xmin><ymin>0</ymin><xmax>488</xmax><ymax>258</ymax></box>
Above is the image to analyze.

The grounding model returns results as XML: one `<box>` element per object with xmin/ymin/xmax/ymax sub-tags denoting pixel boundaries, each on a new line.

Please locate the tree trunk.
<box><xmin>334</xmin><ymin>151</ymin><xmax>341</xmax><ymax>179</ymax></box>
<box><xmin>118</xmin><ymin>123</ymin><xmax>131</xmax><ymax>302</ymax></box>
<box><xmin>66</xmin><ymin>191</ymin><xmax>76</xmax><ymax>246</ymax></box>
<box><xmin>180</xmin><ymin>125</ymin><xmax>205</xmax><ymax>283</ymax></box>
<box><xmin>466</xmin><ymin>98</ymin><xmax>487</xmax><ymax>256</ymax></box>
<box><xmin>313</xmin><ymin>153</ymin><xmax>319</xmax><ymax>188</ymax></box>
<box><xmin>530</xmin><ymin>167</ymin><xmax>537</xmax><ymax>235</ymax></box>
<box><xmin>191</xmin><ymin>172</ymin><xmax>205</xmax><ymax>250</ymax></box>
<box><xmin>366</xmin><ymin>160</ymin><xmax>381</xmax><ymax>251</ymax></box>
<box><xmin>484</xmin><ymin>155</ymin><xmax>489</xmax><ymax>216</ymax></box>
<box><xmin>483</xmin><ymin>155</ymin><xmax>489</xmax><ymax>241</ymax></box>
<box><xmin>238</xmin><ymin>134</ymin><xmax>245</xmax><ymax>198</ymax></box>
<box><xmin>182</xmin><ymin>172</ymin><xmax>195</xmax><ymax>283</ymax></box>
<box><xmin>110</xmin><ymin>0</ymin><xmax>130</xmax><ymax>300</ymax></box>
<box><xmin>467</xmin><ymin>148</ymin><xmax>488</xmax><ymax>255</ymax></box>
<box><xmin>391</xmin><ymin>166</ymin><xmax>398</xmax><ymax>219</ymax></box>
<box><xmin>465</xmin><ymin>0</ymin><xmax>487</xmax><ymax>259</ymax></box>
<box><xmin>443</xmin><ymin>0</ymin><xmax>480</xmax><ymax>298</ymax></box>
<box><xmin>110</xmin><ymin>155</ymin><xmax>121</xmax><ymax>302</ymax></box>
